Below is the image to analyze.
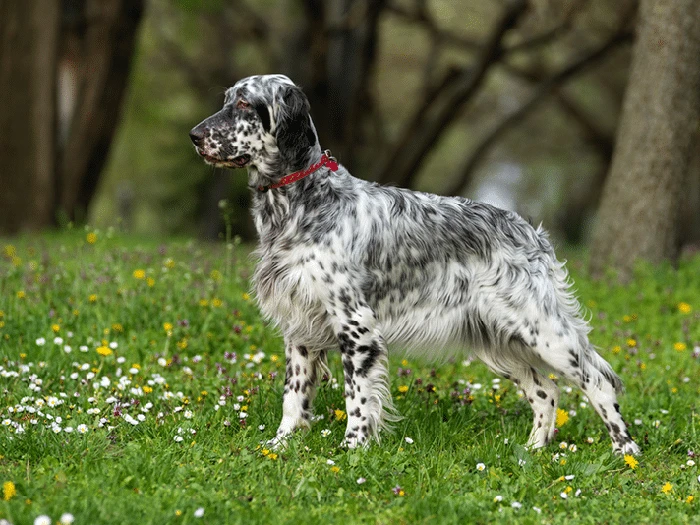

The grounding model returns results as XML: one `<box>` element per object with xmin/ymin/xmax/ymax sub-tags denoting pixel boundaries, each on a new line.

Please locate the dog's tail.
<box><xmin>543</xmin><ymin>239</ymin><xmax>623</xmax><ymax>395</ymax></box>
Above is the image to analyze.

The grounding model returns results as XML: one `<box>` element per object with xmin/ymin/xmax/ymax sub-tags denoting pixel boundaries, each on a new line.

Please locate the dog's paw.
<box><xmin>341</xmin><ymin>434</ymin><xmax>370</xmax><ymax>450</ymax></box>
<box><xmin>340</xmin><ymin>436</ymin><xmax>359</xmax><ymax>449</ymax></box>
<box><xmin>265</xmin><ymin>435</ymin><xmax>289</xmax><ymax>451</ymax></box>
<box><xmin>614</xmin><ymin>440</ymin><xmax>641</xmax><ymax>456</ymax></box>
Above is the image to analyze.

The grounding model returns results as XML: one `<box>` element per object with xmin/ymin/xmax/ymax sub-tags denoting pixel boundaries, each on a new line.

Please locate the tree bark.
<box><xmin>0</xmin><ymin>1</ymin><xmax>61</xmax><ymax>234</ymax></box>
<box><xmin>58</xmin><ymin>0</ymin><xmax>144</xmax><ymax>222</ymax></box>
<box><xmin>589</xmin><ymin>0</ymin><xmax>700</xmax><ymax>280</ymax></box>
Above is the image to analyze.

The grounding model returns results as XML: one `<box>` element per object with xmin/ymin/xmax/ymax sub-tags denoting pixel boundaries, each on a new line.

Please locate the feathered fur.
<box><xmin>190</xmin><ymin>74</ymin><xmax>639</xmax><ymax>455</ymax></box>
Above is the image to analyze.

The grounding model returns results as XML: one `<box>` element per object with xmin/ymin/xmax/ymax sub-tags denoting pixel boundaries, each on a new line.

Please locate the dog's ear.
<box><xmin>275</xmin><ymin>85</ymin><xmax>317</xmax><ymax>168</ymax></box>
<box><xmin>252</xmin><ymin>101</ymin><xmax>271</xmax><ymax>133</ymax></box>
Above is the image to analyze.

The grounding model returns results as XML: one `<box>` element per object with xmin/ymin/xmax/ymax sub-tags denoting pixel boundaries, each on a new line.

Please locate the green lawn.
<box><xmin>1</xmin><ymin>230</ymin><xmax>699</xmax><ymax>524</ymax></box>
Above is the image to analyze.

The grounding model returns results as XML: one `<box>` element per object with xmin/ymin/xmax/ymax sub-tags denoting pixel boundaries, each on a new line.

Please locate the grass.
<box><xmin>1</xmin><ymin>229</ymin><xmax>699</xmax><ymax>524</ymax></box>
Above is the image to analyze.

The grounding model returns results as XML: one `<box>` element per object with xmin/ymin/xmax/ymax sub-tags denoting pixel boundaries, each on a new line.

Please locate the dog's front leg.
<box><xmin>268</xmin><ymin>341</ymin><xmax>318</xmax><ymax>449</ymax></box>
<box><xmin>334</xmin><ymin>307</ymin><xmax>394</xmax><ymax>448</ymax></box>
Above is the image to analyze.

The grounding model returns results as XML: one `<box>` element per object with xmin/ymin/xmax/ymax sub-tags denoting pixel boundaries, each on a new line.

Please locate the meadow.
<box><xmin>1</xmin><ymin>229</ymin><xmax>699</xmax><ymax>524</ymax></box>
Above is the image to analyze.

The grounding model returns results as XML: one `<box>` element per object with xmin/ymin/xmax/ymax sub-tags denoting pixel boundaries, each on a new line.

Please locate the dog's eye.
<box><xmin>236</xmin><ymin>99</ymin><xmax>251</xmax><ymax>109</ymax></box>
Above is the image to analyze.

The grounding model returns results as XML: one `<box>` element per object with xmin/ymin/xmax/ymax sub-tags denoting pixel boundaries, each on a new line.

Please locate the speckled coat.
<box><xmin>190</xmin><ymin>74</ymin><xmax>639</xmax><ymax>455</ymax></box>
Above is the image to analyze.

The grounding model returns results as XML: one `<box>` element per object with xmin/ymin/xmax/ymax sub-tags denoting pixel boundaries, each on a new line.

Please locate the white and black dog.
<box><xmin>190</xmin><ymin>74</ymin><xmax>639</xmax><ymax>455</ymax></box>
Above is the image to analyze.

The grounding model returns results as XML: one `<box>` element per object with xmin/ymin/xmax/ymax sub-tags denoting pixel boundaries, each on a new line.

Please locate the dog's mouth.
<box><xmin>198</xmin><ymin>151</ymin><xmax>251</xmax><ymax>169</ymax></box>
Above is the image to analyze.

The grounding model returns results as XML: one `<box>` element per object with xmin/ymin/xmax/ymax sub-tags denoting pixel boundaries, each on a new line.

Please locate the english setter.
<box><xmin>190</xmin><ymin>74</ymin><xmax>639</xmax><ymax>455</ymax></box>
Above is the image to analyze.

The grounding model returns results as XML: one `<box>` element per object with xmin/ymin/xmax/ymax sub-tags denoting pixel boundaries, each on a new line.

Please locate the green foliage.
<box><xmin>1</xmin><ymin>233</ymin><xmax>699</xmax><ymax>524</ymax></box>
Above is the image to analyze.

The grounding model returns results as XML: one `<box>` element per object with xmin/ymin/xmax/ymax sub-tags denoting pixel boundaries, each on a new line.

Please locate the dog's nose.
<box><xmin>189</xmin><ymin>126</ymin><xmax>205</xmax><ymax>147</ymax></box>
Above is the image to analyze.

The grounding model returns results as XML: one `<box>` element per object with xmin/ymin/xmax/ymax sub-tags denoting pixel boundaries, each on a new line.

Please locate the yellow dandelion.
<box><xmin>210</xmin><ymin>269</ymin><xmax>222</xmax><ymax>281</ymax></box>
<box><xmin>556</xmin><ymin>408</ymin><xmax>569</xmax><ymax>427</ymax></box>
<box><xmin>640</xmin><ymin>362</ymin><xmax>647</xmax><ymax>371</ymax></box>
<box><xmin>626</xmin><ymin>339</ymin><xmax>637</xmax><ymax>348</ymax></box>
<box><xmin>175</xmin><ymin>510</ymin><xmax>182</xmax><ymax>517</ymax></box>
<box><xmin>212</xmin><ymin>298</ymin><xmax>223</xmax><ymax>308</ymax></box>
<box><xmin>4</xmin><ymin>245</ymin><xmax>16</xmax><ymax>257</ymax></box>
<box><xmin>270</xmin><ymin>355</ymin><xmax>279</xmax><ymax>363</ymax></box>
<box><xmin>199</xmin><ymin>299</ymin><xmax>209</xmax><ymax>307</ymax></box>
<box><xmin>86</xmin><ymin>232</ymin><xmax>97</xmax><ymax>244</ymax></box>
<box><xmin>177</xmin><ymin>339</ymin><xmax>188</xmax><ymax>350</ymax></box>
<box><xmin>335</xmin><ymin>409</ymin><xmax>347</xmax><ymax>421</ymax></box>
<box><xmin>330</xmin><ymin>466</ymin><xmax>340</xmax><ymax>473</ymax></box>
<box><xmin>398</xmin><ymin>385</ymin><xmax>409</xmax><ymax>393</ymax></box>
<box><xmin>622</xmin><ymin>315</ymin><xmax>632</xmax><ymax>323</ymax></box>
<box><xmin>96</xmin><ymin>346</ymin><xmax>112</xmax><ymax>357</ymax></box>
<box><xmin>146</xmin><ymin>277</ymin><xmax>155</xmax><ymax>287</ymax></box>
<box><xmin>163</xmin><ymin>322</ymin><xmax>173</xmax><ymax>332</ymax></box>
<box><xmin>678</xmin><ymin>302</ymin><xmax>692</xmax><ymax>314</ymax></box>
<box><xmin>133</xmin><ymin>269</ymin><xmax>146</xmax><ymax>280</ymax></box>
<box><xmin>112</xmin><ymin>323</ymin><xmax>123</xmax><ymax>332</ymax></box>
<box><xmin>3</xmin><ymin>480</ymin><xmax>17</xmax><ymax>500</ymax></box>
<box><xmin>88</xmin><ymin>294</ymin><xmax>98</xmax><ymax>303</ymax></box>
<box><xmin>612</xmin><ymin>345</ymin><xmax>621</xmax><ymax>354</ymax></box>
<box><xmin>16</xmin><ymin>291</ymin><xmax>26</xmax><ymax>299</ymax></box>
<box><xmin>242</xmin><ymin>293</ymin><xmax>251</xmax><ymax>301</ymax></box>
<box><xmin>624</xmin><ymin>454</ymin><xmax>638</xmax><ymax>469</ymax></box>
<box><xmin>661</xmin><ymin>482</ymin><xmax>672</xmax><ymax>494</ymax></box>
<box><xmin>143</xmin><ymin>386</ymin><xmax>153</xmax><ymax>394</ymax></box>
<box><xmin>687</xmin><ymin>495</ymin><xmax>694</xmax><ymax>504</ymax></box>
<box><xmin>674</xmin><ymin>342</ymin><xmax>687</xmax><ymax>352</ymax></box>
<box><xmin>51</xmin><ymin>324</ymin><xmax>60</xmax><ymax>333</ymax></box>
<box><xmin>12</xmin><ymin>256</ymin><xmax>21</xmax><ymax>267</ymax></box>
<box><xmin>268</xmin><ymin>453</ymin><xmax>278</xmax><ymax>460</ymax></box>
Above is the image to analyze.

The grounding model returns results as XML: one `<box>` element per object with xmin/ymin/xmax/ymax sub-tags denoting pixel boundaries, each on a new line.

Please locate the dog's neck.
<box><xmin>247</xmin><ymin>144</ymin><xmax>327</xmax><ymax>241</ymax></box>
<box><xmin>248</xmin><ymin>132</ymin><xmax>323</xmax><ymax>188</ymax></box>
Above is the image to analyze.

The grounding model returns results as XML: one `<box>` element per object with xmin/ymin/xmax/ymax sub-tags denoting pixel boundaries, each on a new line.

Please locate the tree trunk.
<box><xmin>589</xmin><ymin>0</ymin><xmax>700</xmax><ymax>280</ymax></box>
<box><xmin>0</xmin><ymin>1</ymin><xmax>61</xmax><ymax>234</ymax></box>
<box><xmin>58</xmin><ymin>0</ymin><xmax>144</xmax><ymax>223</ymax></box>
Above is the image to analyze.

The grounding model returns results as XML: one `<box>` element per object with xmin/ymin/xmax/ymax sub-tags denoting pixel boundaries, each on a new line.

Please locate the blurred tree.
<box><xmin>0</xmin><ymin>0</ymin><xmax>143</xmax><ymax>234</ymax></box>
<box><xmin>58</xmin><ymin>0</ymin><xmax>145</xmax><ymax>223</ymax></box>
<box><xmin>0</xmin><ymin>1</ymin><xmax>61</xmax><ymax>233</ymax></box>
<box><xmin>589</xmin><ymin>0</ymin><xmax>700</xmax><ymax>279</ymax></box>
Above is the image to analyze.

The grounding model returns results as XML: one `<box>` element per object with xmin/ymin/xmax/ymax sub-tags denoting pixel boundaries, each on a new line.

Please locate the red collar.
<box><xmin>257</xmin><ymin>150</ymin><xmax>338</xmax><ymax>192</ymax></box>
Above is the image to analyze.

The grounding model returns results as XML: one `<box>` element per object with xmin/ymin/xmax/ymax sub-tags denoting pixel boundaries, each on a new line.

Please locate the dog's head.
<box><xmin>190</xmin><ymin>75</ymin><xmax>318</xmax><ymax>175</ymax></box>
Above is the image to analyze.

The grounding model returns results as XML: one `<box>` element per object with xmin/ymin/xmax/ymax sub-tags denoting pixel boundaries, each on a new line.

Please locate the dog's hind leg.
<box><xmin>527</xmin><ymin>321</ymin><xmax>640</xmax><ymax>455</ymax></box>
<box><xmin>477</xmin><ymin>353</ymin><xmax>559</xmax><ymax>449</ymax></box>
<box><xmin>268</xmin><ymin>341</ymin><xmax>319</xmax><ymax>449</ymax></box>
<box><xmin>331</xmin><ymin>304</ymin><xmax>396</xmax><ymax>448</ymax></box>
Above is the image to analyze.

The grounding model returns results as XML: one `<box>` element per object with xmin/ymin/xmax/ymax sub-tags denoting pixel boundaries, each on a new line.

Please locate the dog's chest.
<box><xmin>253</xmin><ymin>245</ymin><xmax>336</xmax><ymax>339</ymax></box>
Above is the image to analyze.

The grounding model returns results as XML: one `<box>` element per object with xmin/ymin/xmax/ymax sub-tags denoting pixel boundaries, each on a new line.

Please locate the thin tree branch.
<box><xmin>374</xmin><ymin>64</ymin><xmax>464</xmax><ymax>183</ymax></box>
<box><xmin>502</xmin><ymin>62</ymin><xmax>615</xmax><ymax>154</ymax></box>
<box><xmin>374</xmin><ymin>0</ymin><xmax>528</xmax><ymax>187</ymax></box>
<box><xmin>503</xmin><ymin>0</ymin><xmax>587</xmax><ymax>53</ymax></box>
<box><xmin>385</xmin><ymin>0</ymin><xmax>481</xmax><ymax>51</ymax></box>
<box><xmin>443</xmin><ymin>29</ymin><xmax>632</xmax><ymax>197</ymax></box>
